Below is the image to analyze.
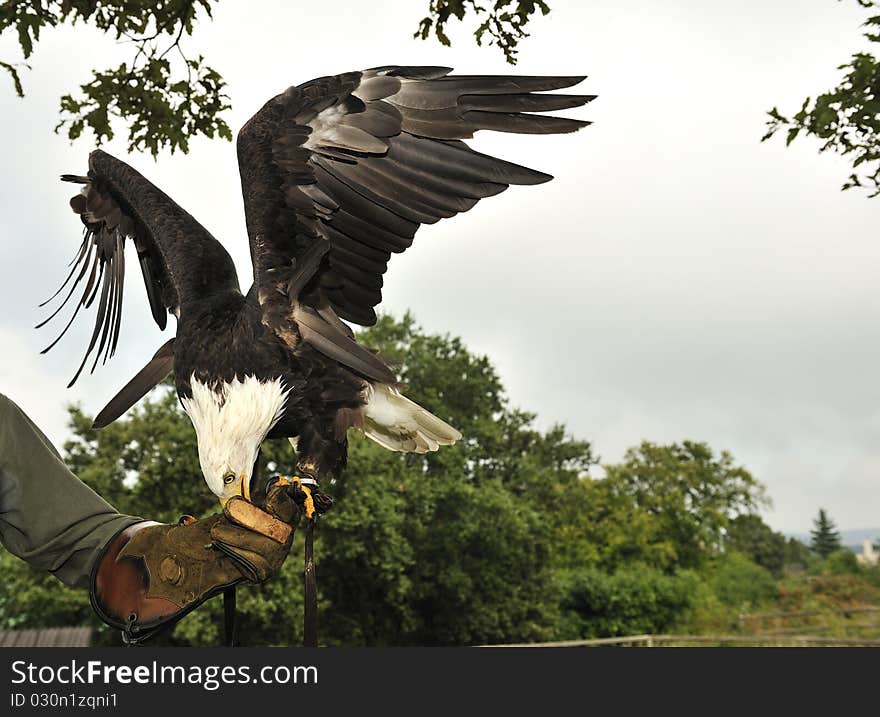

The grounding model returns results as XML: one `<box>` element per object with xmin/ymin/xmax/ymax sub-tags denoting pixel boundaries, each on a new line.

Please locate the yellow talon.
<box><xmin>299</xmin><ymin>483</ymin><xmax>315</xmax><ymax>520</ymax></box>
<box><xmin>272</xmin><ymin>475</ymin><xmax>315</xmax><ymax>519</ymax></box>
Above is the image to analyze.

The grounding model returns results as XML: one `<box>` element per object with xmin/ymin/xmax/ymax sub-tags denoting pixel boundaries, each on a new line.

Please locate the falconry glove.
<box><xmin>90</xmin><ymin>484</ymin><xmax>299</xmax><ymax>643</ymax></box>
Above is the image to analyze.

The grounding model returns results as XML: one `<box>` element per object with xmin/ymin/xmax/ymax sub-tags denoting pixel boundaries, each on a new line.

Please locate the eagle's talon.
<box><xmin>312</xmin><ymin>491</ymin><xmax>334</xmax><ymax>514</ymax></box>
<box><xmin>270</xmin><ymin>475</ymin><xmax>316</xmax><ymax>520</ymax></box>
<box><xmin>299</xmin><ymin>484</ymin><xmax>316</xmax><ymax>521</ymax></box>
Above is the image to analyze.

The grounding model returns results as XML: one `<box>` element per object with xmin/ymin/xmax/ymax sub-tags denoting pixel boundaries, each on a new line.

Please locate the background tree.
<box><xmin>783</xmin><ymin>536</ymin><xmax>812</xmax><ymax>572</ymax></box>
<box><xmin>601</xmin><ymin>441</ymin><xmax>768</xmax><ymax>570</ymax></box>
<box><xmin>725</xmin><ymin>514</ymin><xmax>787</xmax><ymax>577</ymax></box>
<box><xmin>810</xmin><ymin>508</ymin><xmax>843</xmax><ymax>558</ymax></box>
<box><xmin>763</xmin><ymin>0</ymin><xmax>880</xmax><ymax>195</ymax></box>
<box><xmin>707</xmin><ymin>552</ymin><xmax>779</xmax><ymax>609</ymax></box>
<box><xmin>555</xmin><ymin>567</ymin><xmax>699</xmax><ymax>639</ymax></box>
<box><xmin>1</xmin><ymin>1</ymin><xmax>552</xmax><ymax>156</ymax></box>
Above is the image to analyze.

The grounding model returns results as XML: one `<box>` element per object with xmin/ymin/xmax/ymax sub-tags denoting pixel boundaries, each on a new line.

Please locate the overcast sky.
<box><xmin>1</xmin><ymin>0</ymin><xmax>878</xmax><ymax>534</ymax></box>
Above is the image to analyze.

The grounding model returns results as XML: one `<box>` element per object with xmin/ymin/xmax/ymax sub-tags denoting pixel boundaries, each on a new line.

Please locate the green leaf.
<box><xmin>769</xmin><ymin>47</ymin><xmax>880</xmax><ymax>196</ymax></box>
<box><xmin>0</xmin><ymin>61</ymin><xmax>25</xmax><ymax>97</ymax></box>
<box><xmin>6</xmin><ymin>0</ymin><xmax>228</xmax><ymax>156</ymax></box>
<box><xmin>16</xmin><ymin>22</ymin><xmax>33</xmax><ymax>59</ymax></box>
<box><xmin>415</xmin><ymin>0</ymin><xmax>550</xmax><ymax>65</ymax></box>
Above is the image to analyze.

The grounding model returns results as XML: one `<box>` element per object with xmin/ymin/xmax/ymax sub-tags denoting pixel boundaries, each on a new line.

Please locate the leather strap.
<box><xmin>303</xmin><ymin>517</ymin><xmax>317</xmax><ymax>648</ymax></box>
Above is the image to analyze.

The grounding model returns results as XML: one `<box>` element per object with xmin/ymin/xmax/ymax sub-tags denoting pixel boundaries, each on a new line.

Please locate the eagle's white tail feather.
<box><xmin>362</xmin><ymin>383</ymin><xmax>461</xmax><ymax>454</ymax></box>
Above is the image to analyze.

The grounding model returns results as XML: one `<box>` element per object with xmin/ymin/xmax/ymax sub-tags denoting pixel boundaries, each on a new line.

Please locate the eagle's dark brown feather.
<box><xmin>92</xmin><ymin>338</ymin><xmax>176</xmax><ymax>429</ymax></box>
<box><xmin>236</xmin><ymin>66</ymin><xmax>594</xmax><ymax>350</ymax></box>
<box><xmin>45</xmin><ymin>153</ymin><xmax>239</xmax><ymax>386</ymax></box>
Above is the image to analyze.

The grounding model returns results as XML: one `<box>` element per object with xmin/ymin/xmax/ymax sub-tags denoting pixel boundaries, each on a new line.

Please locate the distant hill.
<box><xmin>788</xmin><ymin>527</ymin><xmax>880</xmax><ymax>553</ymax></box>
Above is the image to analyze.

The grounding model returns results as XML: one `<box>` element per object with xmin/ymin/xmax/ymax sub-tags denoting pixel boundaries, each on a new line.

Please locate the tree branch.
<box><xmin>415</xmin><ymin>0</ymin><xmax>552</xmax><ymax>65</ymax></box>
<box><xmin>764</xmin><ymin>0</ymin><xmax>880</xmax><ymax>196</ymax></box>
<box><xmin>1</xmin><ymin>0</ymin><xmax>227</xmax><ymax>156</ymax></box>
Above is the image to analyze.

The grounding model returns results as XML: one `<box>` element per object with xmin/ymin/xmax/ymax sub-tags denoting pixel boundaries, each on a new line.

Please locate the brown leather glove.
<box><xmin>90</xmin><ymin>484</ymin><xmax>298</xmax><ymax>643</ymax></box>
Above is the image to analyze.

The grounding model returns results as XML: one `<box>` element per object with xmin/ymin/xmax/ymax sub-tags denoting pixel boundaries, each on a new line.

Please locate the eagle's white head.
<box><xmin>181</xmin><ymin>374</ymin><xmax>290</xmax><ymax>505</ymax></box>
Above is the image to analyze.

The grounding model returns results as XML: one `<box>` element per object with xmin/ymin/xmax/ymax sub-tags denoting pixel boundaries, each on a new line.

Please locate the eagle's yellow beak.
<box><xmin>220</xmin><ymin>473</ymin><xmax>251</xmax><ymax>507</ymax></box>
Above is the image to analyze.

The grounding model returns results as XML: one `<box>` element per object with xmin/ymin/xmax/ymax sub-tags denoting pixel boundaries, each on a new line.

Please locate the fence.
<box><xmin>484</xmin><ymin>605</ymin><xmax>880</xmax><ymax>647</ymax></box>
<box><xmin>738</xmin><ymin>605</ymin><xmax>880</xmax><ymax>638</ymax></box>
<box><xmin>484</xmin><ymin>633</ymin><xmax>880</xmax><ymax>647</ymax></box>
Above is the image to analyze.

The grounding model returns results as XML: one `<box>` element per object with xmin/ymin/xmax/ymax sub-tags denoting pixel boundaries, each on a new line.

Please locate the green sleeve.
<box><xmin>0</xmin><ymin>393</ymin><xmax>142</xmax><ymax>589</ymax></box>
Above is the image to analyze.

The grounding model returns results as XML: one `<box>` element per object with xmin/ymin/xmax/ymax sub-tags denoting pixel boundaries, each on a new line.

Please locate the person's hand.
<box><xmin>210</xmin><ymin>482</ymin><xmax>300</xmax><ymax>582</ymax></box>
<box><xmin>90</xmin><ymin>483</ymin><xmax>300</xmax><ymax>642</ymax></box>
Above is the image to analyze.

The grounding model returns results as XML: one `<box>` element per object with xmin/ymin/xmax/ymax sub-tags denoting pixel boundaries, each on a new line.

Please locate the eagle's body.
<box><xmin>40</xmin><ymin>66</ymin><xmax>593</xmax><ymax>504</ymax></box>
<box><xmin>174</xmin><ymin>288</ymin><xmax>363</xmax><ymax>489</ymax></box>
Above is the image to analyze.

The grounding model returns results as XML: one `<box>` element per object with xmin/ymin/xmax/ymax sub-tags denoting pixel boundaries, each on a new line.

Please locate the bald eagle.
<box><xmin>40</xmin><ymin>66</ymin><xmax>592</xmax><ymax>506</ymax></box>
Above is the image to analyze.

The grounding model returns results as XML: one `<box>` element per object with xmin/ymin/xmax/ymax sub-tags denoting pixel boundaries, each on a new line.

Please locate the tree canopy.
<box><xmin>601</xmin><ymin>441</ymin><xmax>768</xmax><ymax>570</ymax></box>
<box><xmin>763</xmin><ymin>0</ymin><xmax>880</xmax><ymax>196</ymax></box>
<box><xmin>1</xmin><ymin>1</ymin><xmax>230</xmax><ymax>156</ymax></box>
<box><xmin>1</xmin><ymin>1</ymin><xmax>552</xmax><ymax>156</ymax></box>
<box><xmin>725</xmin><ymin>514</ymin><xmax>787</xmax><ymax>577</ymax></box>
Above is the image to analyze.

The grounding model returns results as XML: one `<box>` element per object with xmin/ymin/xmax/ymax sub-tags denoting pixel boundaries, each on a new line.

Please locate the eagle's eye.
<box><xmin>223</xmin><ymin>472</ymin><xmax>236</xmax><ymax>485</ymax></box>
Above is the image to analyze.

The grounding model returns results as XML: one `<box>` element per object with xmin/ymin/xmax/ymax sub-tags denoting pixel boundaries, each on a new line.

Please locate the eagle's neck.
<box><xmin>181</xmin><ymin>374</ymin><xmax>290</xmax><ymax>483</ymax></box>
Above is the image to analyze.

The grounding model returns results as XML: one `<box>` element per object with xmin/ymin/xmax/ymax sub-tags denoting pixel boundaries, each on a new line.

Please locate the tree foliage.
<box><xmin>784</xmin><ymin>536</ymin><xmax>812</xmax><ymax>572</ymax></box>
<box><xmin>810</xmin><ymin>508</ymin><xmax>843</xmax><ymax>558</ymax></box>
<box><xmin>555</xmin><ymin>566</ymin><xmax>699</xmax><ymax>639</ymax></box>
<box><xmin>708</xmin><ymin>551</ymin><xmax>779</xmax><ymax>608</ymax></box>
<box><xmin>725</xmin><ymin>514</ymin><xmax>787</xmax><ymax>577</ymax></box>
<box><xmin>415</xmin><ymin>1</ymin><xmax>551</xmax><ymax>64</ymax></box>
<box><xmin>763</xmin><ymin>1</ymin><xmax>880</xmax><ymax>195</ymax></box>
<box><xmin>1</xmin><ymin>0</ymin><xmax>230</xmax><ymax>156</ymax></box>
<box><xmin>602</xmin><ymin>441</ymin><xmax>768</xmax><ymax>570</ymax></box>
<box><xmin>1</xmin><ymin>1</ymin><xmax>553</xmax><ymax>156</ymax></box>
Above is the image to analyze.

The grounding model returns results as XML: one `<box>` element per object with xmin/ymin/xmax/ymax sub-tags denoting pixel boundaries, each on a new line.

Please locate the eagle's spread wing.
<box><xmin>91</xmin><ymin>337</ymin><xmax>176</xmax><ymax>429</ymax></box>
<box><xmin>41</xmin><ymin>150</ymin><xmax>239</xmax><ymax>386</ymax></box>
<box><xmin>236</xmin><ymin>66</ymin><xmax>593</xmax><ymax>380</ymax></box>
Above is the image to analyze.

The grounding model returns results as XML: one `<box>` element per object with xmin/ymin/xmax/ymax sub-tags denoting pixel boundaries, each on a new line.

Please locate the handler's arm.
<box><xmin>0</xmin><ymin>393</ymin><xmax>142</xmax><ymax>589</ymax></box>
<box><xmin>0</xmin><ymin>392</ymin><xmax>298</xmax><ymax>643</ymax></box>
